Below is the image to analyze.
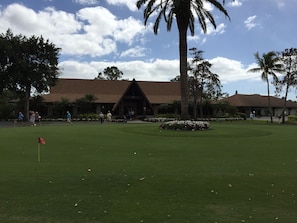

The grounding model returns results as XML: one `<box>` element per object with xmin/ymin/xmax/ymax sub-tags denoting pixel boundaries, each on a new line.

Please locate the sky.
<box><xmin>0</xmin><ymin>0</ymin><xmax>297</xmax><ymax>99</ymax></box>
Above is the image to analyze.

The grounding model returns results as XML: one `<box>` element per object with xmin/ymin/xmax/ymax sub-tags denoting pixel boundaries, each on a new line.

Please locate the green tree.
<box><xmin>188</xmin><ymin>48</ymin><xmax>221</xmax><ymax>118</ymax></box>
<box><xmin>0</xmin><ymin>30</ymin><xmax>60</xmax><ymax>120</ymax></box>
<box><xmin>30</xmin><ymin>95</ymin><xmax>48</xmax><ymax>118</ymax></box>
<box><xmin>95</xmin><ymin>66</ymin><xmax>123</xmax><ymax>80</ymax></box>
<box><xmin>136</xmin><ymin>0</ymin><xmax>231</xmax><ymax>119</ymax></box>
<box><xmin>0</xmin><ymin>32</ymin><xmax>14</xmax><ymax>94</ymax></box>
<box><xmin>248</xmin><ymin>51</ymin><xmax>284</xmax><ymax>123</ymax></box>
<box><xmin>94</xmin><ymin>72</ymin><xmax>105</xmax><ymax>80</ymax></box>
<box><xmin>53</xmin><ymin>98</ymin><xmax>71</xmax><ymax>118</ymax></box>
<box><xmin>277</xmin><ymin>48</ymin><xmax>297</xmax><ymax>123</ymax></box>
<box><xmin>0</xmin><ymin>37</ymin><xmax>7</xmax><ymax>93</ymax></box>
<box><xmin>75</xmin><ymin>94</ymin><xmax>98</xmax><ymax>114</ymax></box>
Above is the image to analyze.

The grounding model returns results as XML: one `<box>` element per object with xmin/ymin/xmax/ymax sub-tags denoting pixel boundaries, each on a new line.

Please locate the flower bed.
<box><xmin>160</xmin><ymin>120</ymin><xmax>210</xmax><ymax>131</ymax></box>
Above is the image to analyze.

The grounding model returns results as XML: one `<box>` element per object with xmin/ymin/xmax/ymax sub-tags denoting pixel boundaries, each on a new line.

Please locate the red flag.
<box><xmin>38</xmin><ymin>137</ymin><xmax>46</xmax><ymax>145</ymax></box>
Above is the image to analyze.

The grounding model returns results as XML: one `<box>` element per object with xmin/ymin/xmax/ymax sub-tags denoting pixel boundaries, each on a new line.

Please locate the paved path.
<box><xmin>0</xmin><ymin>117</ymin><xmax>289</xmax><ymax>128</ymax></box>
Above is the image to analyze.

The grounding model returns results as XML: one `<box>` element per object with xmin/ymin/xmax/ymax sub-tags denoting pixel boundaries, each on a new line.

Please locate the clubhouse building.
<box><xmin>42</xmin><ymin>78</ymin><xmax>297</xmax><ymax>118</ymax></box>
<box><xmin>43</xmin><ymin>78</ymin><xmax>181</xmax><ymax>118</ymax></box>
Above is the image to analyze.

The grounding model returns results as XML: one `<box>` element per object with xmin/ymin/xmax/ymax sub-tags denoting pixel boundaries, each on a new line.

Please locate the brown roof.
<box><xmin>43</xmin><ymin>79</ymin><xmax>130</xmax><ymax>103</ymax></box>
<box><xmin>138</xmin><ymin>81</ymin><xmax>180</xmax><ymax>104</ymax></box>
<box><xmin>221</xmin><ymin>94</ymin><xmax>297</xmax><ymax>108</ymax></box>
<box><xmin>43</xmin><ymin>78</ymin><xmax>181</xmax><ymax>104</ymax></box>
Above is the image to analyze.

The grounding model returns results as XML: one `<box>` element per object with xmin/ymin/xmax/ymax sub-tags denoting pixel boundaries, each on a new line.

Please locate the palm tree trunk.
<box><xmin>177</xmin><ymin>14</ymin><xmax>189</xmax><ymax>120</ymax></box>
<box><xmin>266</xmin><ymin>79</ymin><xmax>273</xmax><ymax>123</ymax></box>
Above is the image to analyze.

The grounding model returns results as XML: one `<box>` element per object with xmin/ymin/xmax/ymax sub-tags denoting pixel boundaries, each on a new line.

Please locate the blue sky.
<box><xmin>0</xmin><ymin>0</ymin><xmax>296</xmax><ymax>99</ymax></box>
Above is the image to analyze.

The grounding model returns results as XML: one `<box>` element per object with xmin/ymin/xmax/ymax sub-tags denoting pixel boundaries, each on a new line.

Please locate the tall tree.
<box><xmin>104</xmin><ymin>66</ymin><xmax>123</xmax><ymax>80</ymax></box>
<box><xmin>1</xmin><ymin>30</ymin><xmax>60</xmax><ymax>120</ymax></box>
<box><xmin>188</xmin><ymin>48</ymin><xmax>221</xmax><ymax>118</ymax></box>
<box><xmin>248</xmin><ymin>51</ymin><xmax>284</xmax><ymax>123</ymax></box>
<box><xmin>95</xmin><ymin>66</ymin><xmax>123</xmax><ymax>80</ymax></box>
<box><xmin>0</xmin><ymin>31</ymin><xmax>14</xmax><ymax>94</ymax></box>
<box><xmin>277</xmin><ymin>48</ymin><xmax>297</xmax><ymax>123</ymax></box>
<box><xmin>136</xmin><ymin>0</ymin><xmax>231</xmax><ymax>119</ymax></box>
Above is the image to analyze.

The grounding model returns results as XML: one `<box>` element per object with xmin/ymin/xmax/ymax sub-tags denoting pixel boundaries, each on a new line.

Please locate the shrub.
<box><xmin>145</xmin><ymin>117</ymin><xmax>176</xmax><ymax>122</ymax></box>
<box><xmin>236</xmin><ymin>112</ymin><xmax>247</xmax><ymax>120</ymax></box>
<box><xmin>155</xmin><ymin>113</ymin><xmax>180</xmax><ymax>119</ymax></box>
<box><xmin>78</xmin><ymin>113</ymin><xmax>99</xmax><ymax>120</ymax></box>
<box><xmin>287</xmin><ymin>115</ymin><xmax>297</xmax><ymax>124</ymax></box>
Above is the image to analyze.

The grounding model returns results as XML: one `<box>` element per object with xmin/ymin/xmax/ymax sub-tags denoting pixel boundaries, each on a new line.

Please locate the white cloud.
<box><xmin>113</xmin><ymin>16</ymin><xmax>147</xmax><ymax>45</ymax></box>
<box><xmin>244</xmin><ymin>15</ymin><xmax>258</xmax><ymax>30</ymax></box>
<box><xmin>188</xmin><ymin>35</ymin><xmax>200</xmax><ymax>42</ymax></box>
<box><xmin>0</xmin><ymin>4</ymin><xmax>82</xmax><ymax>35</ymax></box>
<box><xmin>59</xmin><ymin>61</ymin><xmax>99</xmax><ymax>79</ymax></box>
<box><xmin>0</xmin><ymin>4</ymin><xmax>147</xmax><ymax>57</ymax></box>
<box><xmin>120</xmin><ymin>46</ymin><xmax>147</xmax><ymax>58</ymax></box>
<box><xmin>106</xmin><ymin>0</ymin><xmax>138</xmax><ymax>11</ymax></box>
<box><xmin>77</xmin><ymin>6</ymin><xmax>117</xmax><ymax>37</ymax></box>
<box><xmin>209</xmin><ymin>57</ymin><xmax>259</xmax><ymax>83</ymax></box>
<box><xmin>202</xmin><ymin>1</ymin><xmax>214</xmax><ymax>11</ymax></box>
<box><xmin>59</xmin><ymin>57</ymin><xmax>257</xmax><ymax>84</ymax></box>
<box><xmin>188</xmin><ymin>22</ymin><xmax>225</xmax><ymax>44</ymax></box>
<box><xmin>205</xmin><ymin>22</ymin><xmax>226</xmax><ymax>35</ymax></box>
<box><xmin>227</xmin><ymin>0</ymin><xmax>243</xmax><ymax>7</ymax></box>
<box><xmin>59</xmin><ymin>59</ymin><xmax>180</xmax><ymax>81</ymax></box>
<box><xmin>73</xmin><ymin>0</ymin><xmax>99</xmax><ymax>5</ymax></box>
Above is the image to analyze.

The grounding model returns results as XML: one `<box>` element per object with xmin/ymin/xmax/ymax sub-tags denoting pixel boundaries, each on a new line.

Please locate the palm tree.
<box><xmin>248</xmin><ymin>51</ymin><xmax>284</xmax><ymax>123</ymax></box>
<box><xmin>136</xmin><ymin>0</ymin><xmax>230</xmax><ymax>119</ymax></box>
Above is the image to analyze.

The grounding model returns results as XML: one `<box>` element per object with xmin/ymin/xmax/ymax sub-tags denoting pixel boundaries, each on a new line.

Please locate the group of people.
<box><xmin>99</xmin><ymin>111</ymin><xmax>112</xmax><ymax>124</ymax></box>
<box><xmin>16</xmin><ymin>111</ymin><xmax>41</xmax><ymax>126</ymax></box>
<box><xmin>16</xmin><ymin>110</ymin><xmax>114</xmax><ymax>126</ymax></box>
<box><xmin>65</xmin><ymin>110</ymin><xmax>112</xmax><ymax>124</ymax></box>
<box><xmin>29</xmin><ymin>111</ymin><xmax>41</xmax><ymax>126</ymax></box>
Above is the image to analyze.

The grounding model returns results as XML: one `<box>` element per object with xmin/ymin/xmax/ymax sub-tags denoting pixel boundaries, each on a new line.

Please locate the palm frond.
<box><xmin>166</xmin><ymin>9</ymin><xmax>174</xmax><ymax>31</ymax></box>
<box><xmin>206</xmin><ymin>0</ymin><xmax>231</xmax><ymax>20</ymax></box>
<box><xmin>188</xmin><ymin>12</ymin><xmax>195</xmax><ymax>35</ymax></box>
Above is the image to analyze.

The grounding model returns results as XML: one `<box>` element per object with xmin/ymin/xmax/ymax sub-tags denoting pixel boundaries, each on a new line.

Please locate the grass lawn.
<box><xmin>0</xmin><ymin>121</ymin><xmax>297</xmax><ymax>223</ymax></box>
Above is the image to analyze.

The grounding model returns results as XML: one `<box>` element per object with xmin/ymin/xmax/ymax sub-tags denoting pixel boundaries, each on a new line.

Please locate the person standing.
<box><xmin>35</xmin><ymin>111</ymin><xmax>41</xmax><ymax>125</ymax></box>
<box><xmin>18</xmin><ymin>112</ymin><xmax>24</xmax><ymax>126</ymax></box>
<box><xmin>29</xmin><ymin>111</ymin><xmax>36</xmax><ymax>126</ymax></box>
<box><xmin>249</xmin><ymin>112</ymin><xmax>253</xmax><ymax>120</ymax></box>
<box><xmin>107</xmin><ymin>111</ymin><xmax>112</xmax><ymax>123</ymax></box>
<box><xmin>66</xmin><ymin>111</ymin><xmax>72</xmax><ymax>124</ymax></box>
<box><xmin>99</xmin><ymin>112</ymin><xmax>104</xmax><ymax>124</ymax></box>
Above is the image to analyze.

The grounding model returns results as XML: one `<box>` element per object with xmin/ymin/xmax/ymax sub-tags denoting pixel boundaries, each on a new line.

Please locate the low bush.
<box><xmin>155</xmin><ymin>113</ymin><xmax>180</xmax><ymax>119</ymax></box>
<box><xmin>236</xmin><ymin>112</ymin><xmax>247</xmax><ymax>120</ymax></box>
<box><xmin>160</xmin><ymin>120</ymin><xmax>210</xmax><ymax>131</ymax></box>
<box><xmin>287</xmin><ymin>115</ymin><xmax>297</xmax><ymax>124</ymax></box>
<box><xmin>78</xmin><ymin>113</ymin><xmax>99</xmax><ymax>120</ymax></box>
<box><xmin>144</xmin><ymin>117</ymin><xmax>176</xmax><ymax>122</ymax></box>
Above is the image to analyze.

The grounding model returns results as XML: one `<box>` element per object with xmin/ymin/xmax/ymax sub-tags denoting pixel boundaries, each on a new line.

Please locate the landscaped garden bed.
<box><xmin>159</xmin><ymin>120</ymin><xmax>210</xmax><ymax>131</ymax></box>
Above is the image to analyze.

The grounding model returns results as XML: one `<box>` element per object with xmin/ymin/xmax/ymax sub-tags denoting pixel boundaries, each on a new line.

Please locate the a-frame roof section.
<box><xmin>112</xmin><ymin>79</ymin><xmax>153</xmax><ymax>111</ymax></box>
<box><xmin>43</xmin><ymin>78</ymin><xmax>130</xmax><ymax>103</ymax></box>
<box><xmin>222</xmin><ymin>94</ymin><xmax>297</xmax><ymax>108</ymax></box>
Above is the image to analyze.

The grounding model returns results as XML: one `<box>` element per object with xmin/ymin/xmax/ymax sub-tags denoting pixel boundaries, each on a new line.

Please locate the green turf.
<box><xmin>0</xmin><ymin>121</ymin><xmax>297</xmax><ymax>223</ymax></box>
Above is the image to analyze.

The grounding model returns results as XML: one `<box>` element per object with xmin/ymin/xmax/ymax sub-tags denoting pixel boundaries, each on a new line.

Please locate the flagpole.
<box><xmin>37</xmin><ymin>137</ymin><xmax>46</xmax><ymax>162</ymax></box>
<box><xmin>38</xmin><ymin>143</ymin><xmax>40</xmax><ymax>162</ymax></box>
